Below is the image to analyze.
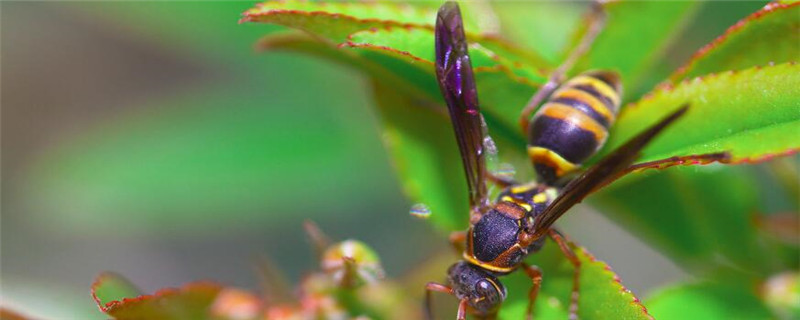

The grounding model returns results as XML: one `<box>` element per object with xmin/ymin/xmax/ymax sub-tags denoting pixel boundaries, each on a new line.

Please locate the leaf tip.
<box><xmin>90</xmin><ymin>271</ymin><xmax>139</xmax><ymax>312</ymax></box>
<box><xmin>578</xmin><ymin>247</ymin><xmax>654</xmax><ymax>319</ymax></box>
<box><xmin>730</xmin><ymin>148</ymin><xmax>799</xmax><ymax>165</ymax></box>
<box><xmin>669</xmin><ymin>1</ymin><xmax>800</xmax><ymax>82</ymax></box>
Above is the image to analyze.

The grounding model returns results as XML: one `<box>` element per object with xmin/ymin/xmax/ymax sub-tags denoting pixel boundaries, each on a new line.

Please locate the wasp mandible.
<box><xmin>424</xmin><ymin>2</ymin><xmax>726</xmax><ymax>319</ymax></box>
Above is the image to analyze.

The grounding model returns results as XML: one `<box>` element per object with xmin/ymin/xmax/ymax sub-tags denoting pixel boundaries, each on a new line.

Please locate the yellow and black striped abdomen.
<box><xmin>527</xmin><ymin>70</ymin><xmax>622</xmax><ymax>184</ymax></box>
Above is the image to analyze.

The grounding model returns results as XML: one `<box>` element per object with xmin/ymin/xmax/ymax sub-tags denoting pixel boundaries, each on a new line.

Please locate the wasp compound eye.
<box><xmin>445</xmin><ymin>262</ymin><xmax>506</xmax><ymax>316</ymax></box>
<box><xmin>476</xmin><ymin>278</ymin><xmax>505</xmax><ymax>300</ymax></box>
<box><xmin>471</xmin><ymin>278</ymin><xmax>505</xmax><ymax>313</ymax></box>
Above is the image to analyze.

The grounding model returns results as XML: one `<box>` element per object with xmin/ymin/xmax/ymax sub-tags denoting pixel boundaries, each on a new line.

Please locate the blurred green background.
<box><xmin>0</xmin><ymin>1</ymin><xmax>776</xmax><ymax>319</ymax></box>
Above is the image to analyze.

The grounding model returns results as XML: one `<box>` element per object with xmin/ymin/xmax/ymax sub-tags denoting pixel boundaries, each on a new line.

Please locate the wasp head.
<box><xmin>446</xmin><ymin>261</ymin><xmax>506</xmax><ymax>315</ymax></box>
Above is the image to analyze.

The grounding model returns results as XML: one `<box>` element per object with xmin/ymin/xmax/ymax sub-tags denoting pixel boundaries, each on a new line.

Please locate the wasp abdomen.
<box><xmin>527</xmin><ymin>70</ymin><xmax>622</xmax><ymax>184</ymax></box>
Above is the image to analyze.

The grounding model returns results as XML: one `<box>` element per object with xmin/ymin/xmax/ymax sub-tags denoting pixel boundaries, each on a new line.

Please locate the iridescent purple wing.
<box><xmin>532</xmin><ymin>105</ymin><xmax>690</xmax><ymax>238</ymax></box>
<box><xmin>435</xmin><ymin>2</ymin><xmax>489</xmax><ymax>213</ymax></box>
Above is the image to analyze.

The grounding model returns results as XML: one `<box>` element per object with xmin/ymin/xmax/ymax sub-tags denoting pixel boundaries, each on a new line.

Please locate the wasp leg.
<box><xmin>521</xmin><ymin>263</ymin><xmax>543</xmax><ymax>320</ymax></box>
<box><xmin>470</xmin><ymin>208</ymin><xmax>481</xmax><ymax>226</ymax></box>
<box><xmin>457</xmin><ymin>299</ymin><xmax>469</xmax><ymax>320</ymax></box>
<box><xmin>519</xmin><ymin>78</ymin><xmax>561</xmax><ymax>135</ymax></box>
<box><xmin>519</xmin><ymin>1</ymin><xmax>608</xmax><ymax>134</ymax></box>
<box><xmin>548</xmin><ymin>229</ymin><xmax>581</xmax><ymax>319</ymax></box>
<box><xmin>470</xmin><ymin>205</ymin><xmax>493</xmax><ymax>225</ymax></box>
<box><xmin>425</xmin><ymin>282</ymin><xmax>454</xmax><ymax>320</ymax></box>
<box><xmin>449</xmin><ymin>231</ymin><xmax>468</xmax><ymax>254</ymax></box>
<box><xmin>487</xmin><ymin>172</ymin><xmax>518</xmax><ymax>189</ymax></box>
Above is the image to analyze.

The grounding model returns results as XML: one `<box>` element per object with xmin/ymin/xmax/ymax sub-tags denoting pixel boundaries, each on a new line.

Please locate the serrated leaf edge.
<box><xmin>628</xmin><ymin>61</ymin><xmax>797</xmax><ymax>118</ymax></box>
<box><xmin>90</xmin><ymin>271</ymin><xmax>141</xmax><ymax>312</ymax></box>
<box><xmin>341</xmin><ymin>28</ymin><xmax>542</xmax><ymax>88</ymax></box>
<box><xmin>629</xmin><ymin>153</ymin><xmax>732</xmax><ymax>173</ymax></box>
<box><xmin>621</xmin><ymin>62</ymin><xmax>800</xmax><ymax>164</ymax></box>
<box><xmin>341</xmin><ymin>27</ymin><xmax>432</xmax><ymax>64</ymax></box>
<box><xmin>729</xmin><ymin>147</ymin><xmax>800</xmax><ymax>165</ymax></box>
<box><xmin>242</xmin><ymin>0</ymin><xmax>550</xmax><ymax>67</ymax></box>
<box><xmin>239</xmin><ymin>2</ymin><xmax>435</xmax><ymax>30</ymax></box>
<box><xmin>669</xmin><ymin>2</ymin><xmax>800</xmax><ymax>83</ymax></box>
<box><xmin>576</xmin><ymin>247</ymin><xmax>654</xmax><ymax>320</ymax></box>
<box><xmin>93</xmin><ymin>278</ymin><xmax>223</xmax><ymax>314</ymax></box>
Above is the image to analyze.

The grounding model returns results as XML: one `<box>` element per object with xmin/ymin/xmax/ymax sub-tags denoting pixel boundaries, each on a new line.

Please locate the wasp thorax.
<box><xmin>446</xmin><ymin>261</ymin><xmax>507</xmax><ymax>315</ymax></box>
<box><xmin>471</xmin><ymin>207</ymin><xmax>528</xmax><ymax>267</ymax></box>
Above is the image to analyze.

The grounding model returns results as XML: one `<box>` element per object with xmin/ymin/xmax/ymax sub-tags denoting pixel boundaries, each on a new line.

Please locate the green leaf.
<box><xmin>500</xmin><ymin>244</ymin><xmax>650</xmax><ymax>319</ymax></box>
<box><xmin>250</xmin><ymin>1</ymin><xmax>799</xmax><ymax>279</ymax></box>
<box><xmin>573</xmin><ymin>2</ymin><xmax>701</xmax><ymax>100</ymax></box>
<box><xmin>252</xmin><ymin>4</ymin><xmax>800</xmax><ymax>283</ymax></box>
<box><xmin>91</xmin><ymin>273</ymin><xmax>141</xmax><ymax>312</ymax></box>
<box><xmin>646</xmin><ymin>280</ymin><xmax>774</xmax><ymax>320</ymax></box>
<box><xmin>245</xmin><ymin>1</ymin><xmax>559</xmax><ymax>73</ymax></box>
<box><xmin>258</xmin><ymin>30</ymin><xmax>440</xmax><ymax>102</ymax></box>
<box><xmin>259</xmin><ymin>35</ymin><xmax>469</xmax><ymax>231</ymax></box>
<box><xmin>256</xmin><ymin>32</ymin><xmax>540</xmax><ymax>231</ymax></box>
<box><xmin>345</xmin><ymin>27</ymin><xmax>548</xmax><ymax>84</ymax></box>
<box><xmin>599</xmin><ymin>62</ymin><xmax>800</xmax><ymax>165</ymax></box>
<box><xmin>343</xmin><ymin>26</ymin><xmax>546</xmax><ymax>130</ymax></box>
<box><xmin>101</xmin><ymin>282</ymin><xmax>222</xmax><ymax>320</ymax></box>
<box><xmin>671</xmin><ymin>2</ymin><xmax>800</xmax><ymax>83</ymax></box>
<box><xmin>241</xmin><ymin>1</ymin><xmax>440</xmax><ymax>43</ymax></box>
<box><xmin>248</xmin><ymin>6</ymin><xmax>551</xmax><ymax>110</ymax></box>
<box><xmin>575</xmin><ymin>248</ymin><xmax>651</xmax><ymax>320</ymax></box>
<box><xmin>367</xmin><ymin>72</ymin><xmax>531</xmax><ymax>230</ymax></box>
<box><xmin>91</xmin><ymin>273</ymin><xmax>224</xmax><ymax>320</ymax></box>
<box><xmin>250</xmin><ymin>2</ymin><xmax>800</xmax><ymax>176</ymax></box>
<box><xmin>591</xmin><ymin>165</ymin><xmax>793</xmax><ymax>275</ymax></box>
<box><xmin>341</xmin><ymin>28</ymin><xmax>441</xmax><ymax>100</ymax></box>
<box><xmin>371</xmin><ymin>81</ymin><xmax>467</xmax><ymax>231</ymax></box>
<box><xmin>245</xmin><ymin>1</ymin><xmax>551</xmax><ymax>139</ymax></box>
<box><xmin>492</xmin><ymin>2</ymin><xmax>586</xmax><ymax>64</ymax></box>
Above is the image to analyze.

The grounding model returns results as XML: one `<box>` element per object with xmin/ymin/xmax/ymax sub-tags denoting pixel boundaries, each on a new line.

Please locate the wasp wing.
<box><xmin>435</xmin><ymin>2</ymin><xmax>489</xmax><ymax>213</ymax></box>
<box><xmin>532</xmin><ymin>105</ymin><xmax>690</xmax><ymax>238</ymax></box>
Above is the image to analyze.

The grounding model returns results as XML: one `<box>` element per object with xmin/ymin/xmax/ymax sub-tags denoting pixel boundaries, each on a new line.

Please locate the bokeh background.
<box><xmin>1</xmin><ymin>1</ymin><xmax>777</xmax><ymax>319</ymax></box>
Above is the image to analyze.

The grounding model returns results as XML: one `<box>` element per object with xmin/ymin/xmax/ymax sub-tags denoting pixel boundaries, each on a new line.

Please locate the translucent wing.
<box><xmin>435</xmin><ymin>2</ymin><xmax>489</xmax><ymax>213</ymax></box>
<box><xmin>532</xmin><ymin>105</ymin><xmax>690</xmax><ymax>238</ymax></box>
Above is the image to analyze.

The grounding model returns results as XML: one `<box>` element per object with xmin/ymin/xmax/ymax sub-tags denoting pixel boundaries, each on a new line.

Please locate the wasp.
<box><xmin>424</xmin><ymin>2</ymin><xmax>727</xmax><ymax>319</ymax></box>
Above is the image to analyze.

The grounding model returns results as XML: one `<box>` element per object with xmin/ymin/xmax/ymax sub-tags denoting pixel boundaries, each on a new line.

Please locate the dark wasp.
<box><xmin>425</xmin><ymin>2</ymin><xmax>727</xmax><ymax>319</ymax></box>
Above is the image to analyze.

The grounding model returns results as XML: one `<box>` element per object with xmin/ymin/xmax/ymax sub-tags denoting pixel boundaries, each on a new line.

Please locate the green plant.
<box><xmin>20</xmin><ymin>1</ymin><xmax>792</xmax><ymax>319</ymax></box>
<box><xmin>237</xmin><ymin>1</ymin><xmax>799</xmax><ymax>319</ymax></box>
